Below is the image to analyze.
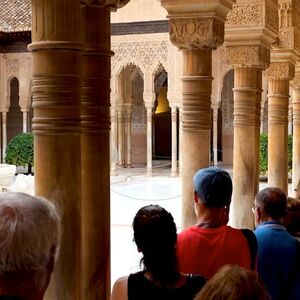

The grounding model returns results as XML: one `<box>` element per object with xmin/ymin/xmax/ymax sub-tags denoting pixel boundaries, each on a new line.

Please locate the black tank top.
<box><xmin>127</xmin><ymin>271</ymin><xmax>206</xmax><ymax>300</ymax></box>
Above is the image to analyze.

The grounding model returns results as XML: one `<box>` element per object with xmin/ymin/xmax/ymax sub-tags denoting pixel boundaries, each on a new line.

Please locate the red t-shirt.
<box><xmin>177</xmin><ymin>225</ymin><xmax>251</xmax><ymax>279</ymax></box>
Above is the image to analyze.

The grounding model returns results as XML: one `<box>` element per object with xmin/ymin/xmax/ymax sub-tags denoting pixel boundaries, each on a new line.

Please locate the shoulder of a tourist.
<box><xmin>178</xmin><ymin>226</ymin><xmax>194</xmax><ymax>238</ymax></box>
<box><xmin>111</xmin><ymin>275</ymin><xmax>128</xmax><ymax>300</ymax></box>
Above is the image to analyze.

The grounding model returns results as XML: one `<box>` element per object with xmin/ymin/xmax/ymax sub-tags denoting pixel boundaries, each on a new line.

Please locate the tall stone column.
<box><xmin>232</xmin><ymin>67</ymin><xmax>262</xmax><ymax>228</ymax></box>
<box><xmin>117</xmin><ymin>106</ymin><xmax>124</xmax><ymax>166</ymax></box>
<box><xmin>22</xmin><ymin>110</ymin><xmax>28</xmax><ymax>133</ymax></box>
<box><xmin>161</xmin><ymin>0</ymin><xmax>234</xmax><ymax>227</ymax></box>
<box><xmin>292</xmin><ymin>73</ymin><xmax>300</xmax><ymax>194</ymax></box>
<box><xmin>181</xmin><ymin>48</ymin><xmax>212</xmax><ymax>226</ymax></box>
<box><xmin>146</xmin><ymin>105</ymin><xmax>153</xmax><ymax>176</ymax></box>
<box><xmin>170</xmin><ymin>106</ymin><xmax>178</xmax><ymax>177</ymax></box>
<box><xmin>225</xmin><ymin>0</ymin><xmax>278</xmax><ymax>228</ymax></box>
<box><xmin>29</xmin><ymin>0</ymin><xmax>82</xmax><ymax>298</ymax></box>
<box><xmin>125</xmin><ymin>107</ymin><xmax>132</xmax><ymax>167</ymax></box>
<box><xmin>266</xmin><ymin>63</ymin><xmax>294</xmax><ymax>194</ymax></box>
<box><xmin>212</xmin><ymin>105</ymin><xmax>218</xmax><ymax>165</ymax></box>
<box><xmin>178</xmin><ymin>106</ymin><xmax>183</xmax><ymax>176</ymax></box>
<box><xmin>110</xmin><ymin>106</ymin><xmax>118</xmax><ymax>175</ymax></box>
<box><xmin>81</xmin><ymin>3</ymin><xmax>113</xmax><ymax>299</ymax></box>
<box><xmin>2</xmin><ymin>111</ymin><xmax>7</xmax><ymax>159</ymax></box>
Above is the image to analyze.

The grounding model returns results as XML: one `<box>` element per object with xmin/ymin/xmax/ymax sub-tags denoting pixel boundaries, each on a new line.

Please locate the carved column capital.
<box><xmin>169</xmin><ymin>17</ymin><xmax>224</xmax><ymax>50</ymax></box>
<box><xmin>265</xmin><ymin>62</ymin><xmax>295</xmax><ymax>80</ymax></box>
<box><xmin>225</xmin><ymin>45</ymin><xmax>270</xmax><ymax>69</ymax></box>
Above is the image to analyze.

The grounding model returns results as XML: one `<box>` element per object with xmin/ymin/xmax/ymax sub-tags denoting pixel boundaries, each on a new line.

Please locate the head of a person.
<box><xmin>0</xmin><ymin>192</ymin><xmax>60</xmax><ymax>299</ymax></box>
<box><xmin>193</xmin><ymin>167</ymin><xmax>232</xmax><ymax>222</ymax></box>
<box><xmin>254</xmin><ymin>187</ymin><xmax>287</xmax><ymax>224</ymax></box>
<box><xmin>194</xmin><ymin>265</ymin><xmax>270</xmax><ymax>300</ymax></box>
<box><xmin>283</xmin><ymin>197</ymin><xmax>300</xmax><ymax>237</ymax></box>
<box><xmin>133</xmin><ymin>205</ymin><xmax>178</xmax><ymax>286</ymax></box>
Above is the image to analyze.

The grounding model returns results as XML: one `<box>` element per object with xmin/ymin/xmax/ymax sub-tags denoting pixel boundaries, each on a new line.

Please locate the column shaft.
<box><xmin>212</xmin><ymin>108</ymin><xmax>218</xmax><ymax>165</ymax></box>
<box><xmin>182</xmin><ymin>49</ymin><xmax>212</xmax><ymax>227</ymax></box>
<box><xmin>23</xmin><ymin>111</ymin><xmax>28</xmax><ymax>133</ymax></box>
<box><xmin>2</xmin><ymin>112</ymin><xmax>7</xmax><ymax>160</ymax></box>
<box><xmin>292</xmin><ymin>86</ymin><xmax>300</xmax><ymax>194</ymax></box>
<box><xmin>126</xmin><ymin>110</ymin><xmax>132</xmax><ymax>167</ymax></box>
<box><xmin>110</xmin><ymin>107</ymin><xmax>118</xmax><ymax>175</ymax></box>
<box><xmin>81</xmin><ymin>5</ymin><xmax>111</xmax><ymax>299</ymax></box>
<box><xmin>170</xmin><ymin>106</ymin><xmax>178</xmax><ymax>177</ymax></box>
<box><xmin>268</xmin><ymin>79</ymin><xmax>289</xmax><ymax>194</ymax></box>
<box><xmin>231</xmin><ymin>68</ymin><xmax>261</xmax><ymax>229</ymax></box>
<box><xmin>146</xmin><ymin>107</ymin><xmax>153</xmax><ymax>176</ymax></box>
<box><xmin>117</xmin><ymin>107</ymin><xmax>124</xmax><ymax>166</ymax></box>
<box><xmin>179</xmin><ymin>107</ymin><xmax>183</xmax><ymax>176</ymax></box>
<box><xmin>29</xmin><ymin>0</ymin><xmax>82</xmax><ymax>298</ymax></box>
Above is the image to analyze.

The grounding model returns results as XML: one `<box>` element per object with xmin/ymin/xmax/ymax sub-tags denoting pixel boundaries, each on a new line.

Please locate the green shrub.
<box><xmin>5</xmin><ymin>133</ymin><xmax>34</xmax><ymax>174</ymax></box>
<box><xmin>260</xmin><ymin>133</ymin><xmax>268</xmax><ymax>175</ymax></box>
<box><xmin>259</xmin><ymin>133</ymin><xmax>293</xmax><ymax>175</ymax></box>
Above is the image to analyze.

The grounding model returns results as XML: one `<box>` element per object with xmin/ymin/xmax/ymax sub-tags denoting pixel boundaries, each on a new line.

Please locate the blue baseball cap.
<box><xmin>193</xmin><ymin>167</ymin><xmax>232</xmax><ymax>207</ymax></box>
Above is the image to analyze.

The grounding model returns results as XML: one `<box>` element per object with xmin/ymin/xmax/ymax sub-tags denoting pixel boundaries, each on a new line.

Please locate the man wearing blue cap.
<box><xmin>177</xmin><ymin>166</ymin><xmax>256</xmax><ymax>279</ymax></box>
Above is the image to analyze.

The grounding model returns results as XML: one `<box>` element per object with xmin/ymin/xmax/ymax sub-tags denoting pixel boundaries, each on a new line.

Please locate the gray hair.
<box><xmin>0</xmin><ymin>192</ymin><xmax>60</xmax><ymax>274</ymax></box>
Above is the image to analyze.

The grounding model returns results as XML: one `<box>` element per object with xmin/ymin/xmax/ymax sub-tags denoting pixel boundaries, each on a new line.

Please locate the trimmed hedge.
<box><xmin>5</xmin><ymin>133</ymin><xmax>34</xmax><ymax>174</ymax></box>
<box><xmin>259</xmin><ymin>133</ymin><xmax>292</xmax><ymax>175</ymax></box>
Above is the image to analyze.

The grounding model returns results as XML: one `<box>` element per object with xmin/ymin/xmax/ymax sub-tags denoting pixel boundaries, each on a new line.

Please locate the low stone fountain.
<box><xmin>0</xmin><ymin>164</ymin><xmax>16</xmax><ymax>188</ymax></box>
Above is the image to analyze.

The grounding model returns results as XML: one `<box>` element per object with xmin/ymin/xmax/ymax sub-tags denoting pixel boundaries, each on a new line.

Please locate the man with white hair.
<box><xmin>0</xmin><ymin>192</ymin><xmax>60</xmax><ymax>300</ymax></box>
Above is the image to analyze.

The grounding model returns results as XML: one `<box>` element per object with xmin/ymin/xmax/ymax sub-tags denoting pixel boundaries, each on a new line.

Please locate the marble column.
<box><xmin>81</xmin><ymin>4</ymin><xmax>111</xmax><ymax>299</ymax></box>
<box><xmin>292</xmin><ymin>80</ymin><xmax>300</xmax><ymax>195</ymax></box>
<box><xmin>146</xmin><ymin>106</ymin><xmax>153</xmax><ymax>176</ymax></box>
<box><xmin>178</xmin><ymin>106</ymin><xmax>183</xmax><ymax>176</ymax></box>
<box><xmin>22</xmin><ymin>110</ymin><xmax>28</xmax><ymax>133</ymax></box>
<box><xmin>181</xmin><ymin>49</ymin><xmax>212</xmax><ymax>227</ymax></box>
<box><xmin>117</xmin><ymin>106</ymin><xmax>124</xmax><ymax>166</ymax></box>
<box><xmin>266</xmin><ymin>62</ymin><xmax>294</xmax><ymax>194</ymax></box>
<box><xmin>170</xmin><ymin>106</ymin><xmax>178</xmax><ymax>177</ymax></box>
<box><xmin>110</xmin><ymin>106</ymin><xmax>118</xmax><ymax>175</ymax></box>
<box><xmin>232</xmin><ymin>68</ymin><xmax>261</xmax><ymax>229</ymax></box>
<box><xmin>2</xmin><ymin>111</ymin><xmax>7</xmax><ymax>160</ymax></box>
<box><xmin>161</xmin><ymin>0</ymin><xmax>235</xmax><ymax>228</ymax></box>
<box><xmin>29</xmin><ymin>0</ymin><xmax>82</xmax><ymax>298</ymax></box>
<box><xmin>225</xmin><ymin>0</ymin><xmax>278</xmax><ymax>228</ymax></box>
<box><xmin>125</xmin><ymin>107</ymin><xmax>132</xmax><ymax>167</ymax></box>
<box><xmin>212</xmin><ymin>106</ymin><xmax>218</xmax><ymax>165</ymax></box>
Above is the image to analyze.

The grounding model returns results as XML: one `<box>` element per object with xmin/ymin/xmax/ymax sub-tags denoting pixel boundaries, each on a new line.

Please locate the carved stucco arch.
<box><xmin>4</xmin><ymin>76</ymin><xmax>20</xmax><ymax>111</ymax></box>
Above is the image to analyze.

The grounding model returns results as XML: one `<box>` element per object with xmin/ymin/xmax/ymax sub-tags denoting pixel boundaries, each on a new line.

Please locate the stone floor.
<box><xmin>111</xmin><ymin>160</ymin><xmax>182</xmax><ymax>285</ymax></box>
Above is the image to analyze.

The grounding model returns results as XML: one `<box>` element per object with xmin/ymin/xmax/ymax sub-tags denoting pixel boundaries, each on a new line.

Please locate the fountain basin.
<box><xmin>0</xmin><ymin>164</ymin><xmax>16</xmax><ymax>187</ymax></box>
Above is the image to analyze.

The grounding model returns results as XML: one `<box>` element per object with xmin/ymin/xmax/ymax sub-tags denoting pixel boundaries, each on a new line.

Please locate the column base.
<box><xmin>146</xmin><ymin>170</ymin><xmax>153</xmax><ymax>177</ymax></box>
<box><xmin>170</xmin><ymin>171</ymin><xmax>178</xmax><ymax>177</ymax></box>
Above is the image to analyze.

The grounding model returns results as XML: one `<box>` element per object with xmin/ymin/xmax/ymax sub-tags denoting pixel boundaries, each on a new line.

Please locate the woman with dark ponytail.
<box><xmin>111</xmin><ymin>205</ymin><xmax>206</xmax><ymax>300</ymax></box>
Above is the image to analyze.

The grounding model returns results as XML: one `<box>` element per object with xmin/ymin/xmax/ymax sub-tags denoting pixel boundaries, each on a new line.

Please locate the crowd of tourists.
<box><xmin>0</xmin><ymin>166</ymin><xmax>299</xmax><ymax>299</ymax></box>
<box><xmin>111</xmin><ymin>166</ymin><xmax>300</xmax><ymax>300</ymax></box>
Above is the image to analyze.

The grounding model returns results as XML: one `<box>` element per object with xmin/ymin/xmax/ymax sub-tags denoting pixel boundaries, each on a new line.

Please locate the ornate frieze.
<box><xmin>265</xmin><ymin>62</ymin><xmax>295</xmax><ymax>80</ymax></box>
<box><xmin>169</xmin><ymin>17</ymin><xmax>224</xmax><ymax>50</ymax></box>
<box><xmin>225</xmin><ymin>45</ymin><xmax>270</xmax><ymax>69</ymax></box>
<box><xmin>111</xmin><ymin>40</ymin><xmax>168</xmax><ymax>73</ymax></box>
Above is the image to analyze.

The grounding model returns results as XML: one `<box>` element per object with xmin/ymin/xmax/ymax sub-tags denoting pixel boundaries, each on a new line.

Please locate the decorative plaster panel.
<box><xmin>112</xmin><ymin>40</ymin><xmax>168</xmax><ymax>74</ymax></box>
<box><xmin>226</xmin><ymin>3</ymin><xmax>263</xmax><ymax>26</ymax></box>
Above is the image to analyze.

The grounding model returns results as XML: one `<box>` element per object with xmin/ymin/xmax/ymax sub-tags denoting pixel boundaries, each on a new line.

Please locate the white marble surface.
<box><xmin>110</xmin><ymin>173</ymin><xmax>182</xmax><ymax>285</ymax></box>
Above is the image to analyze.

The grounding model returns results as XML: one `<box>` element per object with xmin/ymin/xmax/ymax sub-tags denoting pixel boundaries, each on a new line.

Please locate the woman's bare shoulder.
<box><xmin>111</xmin><ymin>276</ymin><xmax>129</xmax><ymax>300</ymax></box>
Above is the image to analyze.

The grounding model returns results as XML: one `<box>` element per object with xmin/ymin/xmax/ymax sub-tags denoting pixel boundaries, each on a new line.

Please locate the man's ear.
<box><xmin>194</xmin><ymin>191</ymin><xmax>199</xmax><ymax>204</ymax></box>
<box><xmin>256</xmin><ymin>207</ymin><xmax>262</xmax><ymax>223</ymax></box>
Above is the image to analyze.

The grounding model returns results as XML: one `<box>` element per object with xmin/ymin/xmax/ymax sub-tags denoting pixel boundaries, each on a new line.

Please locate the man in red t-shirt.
<box><xmin>177</xmin><ymin>167</ymin><xmax>256</xmax><ymax>279</ymax></box>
